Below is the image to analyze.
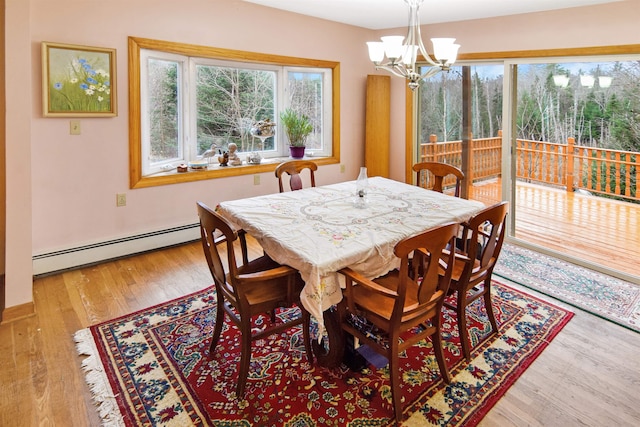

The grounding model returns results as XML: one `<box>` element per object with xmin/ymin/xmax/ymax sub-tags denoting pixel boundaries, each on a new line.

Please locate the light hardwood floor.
<box><xmin>1</xmin><ymin>240</ymin><xmax>639</xmax><ymax>426</ymax></box>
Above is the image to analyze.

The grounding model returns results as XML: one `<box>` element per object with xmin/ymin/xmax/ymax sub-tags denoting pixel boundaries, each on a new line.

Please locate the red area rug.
<box><xmin>75</xmin><ymin>280</ymin><xmax>572</xmax><ymax>426</ymax></box>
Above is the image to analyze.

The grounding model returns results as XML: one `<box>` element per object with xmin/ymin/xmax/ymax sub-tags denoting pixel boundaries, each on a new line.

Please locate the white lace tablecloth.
<box><xmin>217</xmin><ymin>177</ymin><xmax>485</xmax><ymax>332</ymax></box>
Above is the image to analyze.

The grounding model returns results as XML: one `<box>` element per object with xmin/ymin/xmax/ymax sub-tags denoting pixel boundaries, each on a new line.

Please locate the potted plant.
<box><xmin>280</xmin><ymin>108</ymin><xmax>313</xmax><ymax>159</ymax></box>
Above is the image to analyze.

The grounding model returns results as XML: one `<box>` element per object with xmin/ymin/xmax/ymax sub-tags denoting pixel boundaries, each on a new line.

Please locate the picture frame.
<box><xmin>42</xmin><ymin>42</ymin><xmax>117</xmax><ymax>117</ymax></box>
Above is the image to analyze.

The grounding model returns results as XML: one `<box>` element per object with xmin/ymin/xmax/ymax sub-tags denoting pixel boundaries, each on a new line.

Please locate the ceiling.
<box><xmin>242</xmin><ymin>0</ymin><xmax>621</xmax><ymax>30</ymax></box>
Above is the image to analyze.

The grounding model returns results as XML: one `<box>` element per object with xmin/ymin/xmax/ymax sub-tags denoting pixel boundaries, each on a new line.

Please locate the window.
<box><xmin>129</xmin><ymin>37</ymin><xmax>340</xmax><ymax>188</ymax></box>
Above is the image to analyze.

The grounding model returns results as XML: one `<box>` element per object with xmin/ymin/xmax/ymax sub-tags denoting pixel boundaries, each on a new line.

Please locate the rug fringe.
<box><xmin>74</xmin><ymin>328</ymin><xmax>125</xmax><ymax>427</ymax></box>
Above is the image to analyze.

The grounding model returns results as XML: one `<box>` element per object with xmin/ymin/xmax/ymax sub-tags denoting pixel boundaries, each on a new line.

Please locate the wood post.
<box><xmin>461</xmin><ymin>66</ymin><xmax>472</xmax><ymax>199</ymax></box>
<box><xmin>365</xmin><ymin>75</ymin><xmax>390</xmax><ymax>178</ymax></box>
<box><xmin>566</xmin><ymin>137</ymin><xmax>575</xmax><ymax>191</ymax></box>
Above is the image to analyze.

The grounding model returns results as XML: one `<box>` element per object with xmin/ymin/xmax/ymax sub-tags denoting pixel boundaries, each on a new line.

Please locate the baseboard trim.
<box><xmin>1</xmin><ymin>301</ymin><xmax>35</xmax><ymax>324</ymax></box>
<box><xmin>32</xmin><ymin>223</ymin><xmax>200</xmax><ymax>276</ymax></box>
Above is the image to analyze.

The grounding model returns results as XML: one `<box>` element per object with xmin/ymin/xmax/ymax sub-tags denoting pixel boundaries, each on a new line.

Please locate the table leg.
<box><xmin>311</xmin><ymin>306</ymin><xmax>345</xmax><ymax>368</ymax></box>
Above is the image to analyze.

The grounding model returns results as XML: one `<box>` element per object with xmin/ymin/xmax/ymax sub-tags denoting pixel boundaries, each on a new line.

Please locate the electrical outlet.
<box><xmin>254</xmin><ymin>175</ymin><xmax>260</xmax><ymax>185</ymax></box>
<box><xmin>340</xmin><ymin>164</ymin><xmax>346</xmax><ymax>173</ymax></box>
<box><xmin>116</xmin><ymin>193</ymin><xmax>126</xmax><ymax>207</ymax></box>
<box><xmin>70</xmin><ymin>120</ymin><xmax>81</xmax><ymax>135</ymax></box>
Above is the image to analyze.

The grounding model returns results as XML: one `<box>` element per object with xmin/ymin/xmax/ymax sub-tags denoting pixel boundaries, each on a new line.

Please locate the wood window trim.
<box><xmin>128</xmin><ymin>36</ymin><xmax>341</xmax><ymax>189</ymax></box>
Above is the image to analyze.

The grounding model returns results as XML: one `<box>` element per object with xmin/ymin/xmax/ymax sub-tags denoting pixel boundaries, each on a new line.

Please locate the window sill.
<box><xmin>130</xmin><ymin>155</ymin><xmax>339</xmax><ymax>189</ymax></box>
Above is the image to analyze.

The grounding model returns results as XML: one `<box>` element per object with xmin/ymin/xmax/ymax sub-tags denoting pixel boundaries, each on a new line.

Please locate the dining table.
<box><xmin>216</xmin><ymin>176</ymin><xmax>486</xmax><ymax>366</ymax></box>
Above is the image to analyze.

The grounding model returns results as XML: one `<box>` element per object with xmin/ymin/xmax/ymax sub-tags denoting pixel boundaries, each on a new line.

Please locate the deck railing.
<box><xmin>419</xmin><ymin>132</ymin><xmax>640</xmax><ymax>202</ymax></box>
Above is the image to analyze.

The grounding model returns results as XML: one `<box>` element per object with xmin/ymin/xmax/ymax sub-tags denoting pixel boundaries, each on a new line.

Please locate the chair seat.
<box><xmin>449</xmin><ymin>256</ymin><xmax>481</xmax><ymax>282</ymax></box>
<box><xmin>351</xmin><ymin>271</ymin><xmax>420</xmax><ymax>322</ymax></box>
<box><xmin>234</xmin><ymin>255</ymin><xmax>305</xmax><ymax>307</ymax></box>
<box><xmin>239</xmin><ymin>253</ymin><xmax>280</xmax><ymax>272</ymax></box>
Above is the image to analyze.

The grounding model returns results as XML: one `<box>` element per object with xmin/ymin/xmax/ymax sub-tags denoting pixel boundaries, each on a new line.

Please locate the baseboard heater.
<box><xmin>32</xmin><ymin>223</ymin><xmax>200</xmax><ymax>276</ymax></box>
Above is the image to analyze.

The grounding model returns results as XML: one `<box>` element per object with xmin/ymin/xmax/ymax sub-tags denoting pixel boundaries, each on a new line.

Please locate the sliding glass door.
<box><xmin>416</xmin><ymin>54</ymin><xmax>640</xmax><ymax>282</ymax></box>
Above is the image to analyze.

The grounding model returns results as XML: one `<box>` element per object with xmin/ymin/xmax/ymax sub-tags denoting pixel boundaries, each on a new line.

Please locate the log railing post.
<box><xmin>428</xmin><ymin>134</ymin><xmax>437</xmax><ymax>163</ymax></box>
<box><xmin>461</xmin><ymin>66</ymin><xmax>471</xmax><ymax>199</ymax></box>
<box><xmin>566</xmin><ymin>137</ymin><xmax>575</xmax><ymax>191</ymax></box>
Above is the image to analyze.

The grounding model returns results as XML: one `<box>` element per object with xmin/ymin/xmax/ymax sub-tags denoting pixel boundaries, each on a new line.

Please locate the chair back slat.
<box><xmin>412</xmin><ymin>161</ymin><xmax>464</xmax><ymax>197</ymax></box>
<box><xmin>197</xmin><ymin>202</ymin><xmax>237</xmax><ymax>288</ymax></box>
<box><xmin>395</xmin><ymin>222</ymin><xmax>458</xmax><ymax>324</ymax></box>
<box><xmin>463</xmin><ymin>201</ymin><xmax>509</xmax><ymax>281</ymax></box>
<box><xmin>275</xmin><ymin>160</ymin><xmax>318</xmax><ymax>192</ymax></box>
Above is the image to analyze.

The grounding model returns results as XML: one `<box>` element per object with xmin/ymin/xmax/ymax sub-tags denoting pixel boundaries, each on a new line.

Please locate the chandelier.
<box><xmin>366</xmin><ymin>0</ymin><xmax>460</xmax><ymax>91</ymax></box>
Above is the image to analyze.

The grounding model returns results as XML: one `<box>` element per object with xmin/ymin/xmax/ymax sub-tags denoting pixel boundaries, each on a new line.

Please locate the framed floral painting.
<box><xmin>42</xmin><ymin>42</ymin><xmax>117</xmax><ymax>117</ymax></box>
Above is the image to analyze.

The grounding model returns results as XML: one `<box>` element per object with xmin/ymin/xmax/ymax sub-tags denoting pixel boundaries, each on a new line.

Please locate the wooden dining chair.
<box><xmin>275</xmin><ymin>160</ymin><xmax>317</xmax><ymax>192</ymax></box>
<box><xmin>196</xmin><ymin>201</ymin><xmax>313</xmax><ymax>397</ymax></box>
<box><xmin>412</xmin><ymin>161</ymin><xmax>465</xmax><ymax>197</ymax></box>
<box><xmin>337</xmin><ymin>222</ymin><xmax>459</xmax><ymax>424</ymax></box>
<box><xmin>442</xmin><ymin>201</ymin><xmax>509</xmax><ymax>361</ymax></box>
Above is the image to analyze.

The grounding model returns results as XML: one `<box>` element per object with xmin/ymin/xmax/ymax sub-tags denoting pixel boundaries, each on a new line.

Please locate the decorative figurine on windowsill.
<box><xmin>248</xmin><ymin>118</ymin><xmax>276</xmax><ymax>165</ymax></box>
<box><xmin>201</xmin><ymin>143</ymin><xmax>218</xmax><ymax>164</ymax></box>
<box><xmin>218</xmin><ymin>149</ymin><xmax>229</xmax><ymax>166</ymax></box>
<box><xmin>228</xmin><ymin>143</ymin><xmax>242</xmax><ymax>166</ymax></box>
<box><xmin>250</xmin><ymin>118</ymin><xmax>276</xmax><ymax>139</ymax></box>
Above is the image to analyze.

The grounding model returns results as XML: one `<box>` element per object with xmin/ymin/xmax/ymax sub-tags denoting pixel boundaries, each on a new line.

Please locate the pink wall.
<box><xmin>6</xmin><ymin>0</ymin><xmax>33</xmax><ymax>309</ymax></box>
<box><xmin>5</xmin><ymin>0</ymin><xmax>640</xmax><ymax>308</ymax></box>
<box><xmin>7</xmin><ymin>0</ymin><xmax>377</xmax><ymax>308</ymax></box>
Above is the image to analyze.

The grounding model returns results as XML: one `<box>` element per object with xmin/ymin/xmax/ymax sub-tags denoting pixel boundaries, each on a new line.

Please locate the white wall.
<box><xmin>5</xmin><ymin>0</ymin><xmax>640</xmax><ymax>309</ymax></box>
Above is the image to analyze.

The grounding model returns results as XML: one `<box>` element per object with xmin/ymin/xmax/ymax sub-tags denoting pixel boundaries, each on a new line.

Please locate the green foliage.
<box><xmin>279</xmin><ymin>108</ymin><xmax>313</xmax><ymax>147</ymax></box>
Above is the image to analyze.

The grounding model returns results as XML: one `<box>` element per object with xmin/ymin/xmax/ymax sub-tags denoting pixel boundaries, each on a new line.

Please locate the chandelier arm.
<box><xmin>419</xmin><ymin>65</ymin><xmax>443</xmax><ymax>81</ymax></box>
<box><xmin>375</xmin><ymin>64</ymin><xmax>409</xmax><ymax>79</ymax></box>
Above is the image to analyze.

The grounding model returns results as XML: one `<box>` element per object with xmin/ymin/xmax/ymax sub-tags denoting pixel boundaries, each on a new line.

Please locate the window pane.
<box><xmin>418</xmin><ymin>65</ymin><xmax>503</xmax><ymax>142</ymax></box>
<box><xmin>419</xmin><ymin>70</ymin><xmax>462</xmax><ymax>142</ymax></box>
<box><xmin>287</xmin><ymin>72</ymin><xmax>323</xmax><ymax>150</ymax></box>
<box><xmin>196</xmin><ymin>65</ymin><xmax>276</xmax><ymax>155</ymax></box>
<box><xmin>516</xmin><ymin>61</ymin><xmax>640</xmax><ymax>151</ymax></box>
<box><xmin>147</xmin><ymin>59</ymin><xmax>180</xmax><ymax>163</ymax></box>
<box><xmin>416</xmin><ymin>64</ymin><xmax>504</xmax><ymax>206</ymax></box>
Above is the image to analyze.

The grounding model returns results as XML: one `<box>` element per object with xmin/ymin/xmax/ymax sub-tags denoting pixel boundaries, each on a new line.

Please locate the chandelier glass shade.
<box><xmin>366</xmin><ymin>0</ymin><xmax>460</xmax><ymax>91</ymax></box>
<box><xmin>553</xmin><ymin>73</ymin><xmax>612</xmax><ymax>89</ymax></box>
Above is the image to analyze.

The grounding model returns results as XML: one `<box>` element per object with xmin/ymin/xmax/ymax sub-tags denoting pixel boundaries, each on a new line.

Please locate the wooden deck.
<box><xmin>467</xmin><ymin>179</ymin><xmax>640</xmax><ymax>281</ymax></box>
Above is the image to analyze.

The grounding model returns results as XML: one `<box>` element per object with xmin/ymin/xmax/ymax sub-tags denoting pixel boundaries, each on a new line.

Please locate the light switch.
<box><xmin>70</xmin><ymin>120</ymin><xmax>81</xmax><ymax>135</ymax></box>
